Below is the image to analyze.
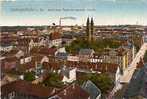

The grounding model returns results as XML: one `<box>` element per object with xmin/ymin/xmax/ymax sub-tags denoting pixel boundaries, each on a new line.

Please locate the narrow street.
<box><xmin>120</xmin><ymin>42</ymin><xmax>147</xmax><ymax>83</ymax></box>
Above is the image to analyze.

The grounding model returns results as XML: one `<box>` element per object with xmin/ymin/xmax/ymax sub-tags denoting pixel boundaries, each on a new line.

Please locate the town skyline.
<box><xmin>1</xmin><ymin>4</ymin><xmax>147</xmax><ymax>98</ymax></box>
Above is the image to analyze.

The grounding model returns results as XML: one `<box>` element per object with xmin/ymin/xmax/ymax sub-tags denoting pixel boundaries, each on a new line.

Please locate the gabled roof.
<box><xmin>42</xmin><ymin>62</ymin><xmax>61</xmax><ymax>70</ymax></box>
<box><xmin>2</xmin><ymin>49</ymin><xmax>19</xmax><ymax>57</ymax></box>
<box><xmin>39</xmin><ymin>47</ymin><xmax>57</xmax><ymax>56</ymax></box>
<box><xmin>19</xmin><ymin>60</ymin><xmax>36</xmax><ymax>70</ymax></box>
<box><xmin>54</xmin><ymin>83</ymin><xmax>90</xmax><ymax>99</ymax></box>
<box><xmin>79</xmin><ymin>49</ymin><xmax>95</xmax><ymax>55</ymax></box>
<box><xmin>62</xmin><ymin>34</ymin><xmax>73</xmax><ymax>39</ymax></box>
<box><xmin>30</xmin><ymin>46</ymin><xmax>57</xmax><ymax>56</ymax></box>
<box><xmin>50</xmin><ymin>32</ymin><xmax>61</xmax><ymax>40</ymax></box>
<box><xmin>2</xmin><ymin>56</ymin><xmax>18</xmax><ymax>62</ymax></box>
<box><xmin>82</xmin><ymin>80</ymin><xmax>101</xmax><ymax>99</ymax></box>
<box><xmin>56</xmin><ymin>52</ymin><xmax>68</xmax><ymax>60</ymax></box>
<box><xmin>60</xmin><ymin>66</ymin><xmax>70</xmax><ymax>78</ymax></box>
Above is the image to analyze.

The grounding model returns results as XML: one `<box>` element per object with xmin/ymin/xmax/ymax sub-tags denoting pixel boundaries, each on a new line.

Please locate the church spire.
<box><xmin>86</xmin><ymin>17</ymin><xmax>94</xmax><ymax>42</ymax></box>
<box><xmin>91</xmin><ymin>17</ymin><xmax>94</xmax><ymax>41</ymax></box>
<box><xmin>86</xmin><ymin>17</ymin><xmax>90</xmax><ymax>38</ymax></box>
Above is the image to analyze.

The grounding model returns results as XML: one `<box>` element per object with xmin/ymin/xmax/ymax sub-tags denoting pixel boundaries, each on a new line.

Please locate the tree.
<box><xmin>65</xmin><ymin>38</ymin><xmax>121</xmax><ymax>54</ymax></box>
<box><xmin>77</xmin><ymin>73</ymin><xmax>114</xmax><ymax>94</ymax></box>
<box><xmin>24</xmin><ymin>72</ymin><xmax>35</xmax><ymax>81</ymax></box>
<box><xmin>51</xmin><ymin>46</ymin><xmax>56</xmax><ymax>48</ymax></box>
<box><xmin>42</xmin><ymin>72</ymin><xmax>64</xmax><ymax>88</ymax></box>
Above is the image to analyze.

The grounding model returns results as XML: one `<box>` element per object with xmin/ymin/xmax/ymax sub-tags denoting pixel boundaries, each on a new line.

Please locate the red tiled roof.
<box><xmin>3</xmin><ymin>56</ymin><xmax>18</xmax><ymax>62</ymax></box>
<box><xmin>42</xmin><ymin>61</ymin><xmax>118</xmax><ymax>73</ymax></box>
<box><xmin>42</xmin><ymin>62</ymin><xmax>61</xmax><ymax>70</ymax></box>
<box><xmin>50</xmin><ymin>32</ymin><xmax>61</xmax><ymax>40</ymax></box>
<box><xmin>20</xmin><ymin>61</ymin><xmax>36</xmax><ymax>70</ymax></box>
<box><xmin>56</xmin><ymin>83</ymin><xmax>89</xmax><ymax>99</ymax></box>
<box><xmin>32</xmin><ymin>54</ymin><xmax>44</xmax><ymax>62</ymax></box>
<box><xmin>1</xmin><ymin>56</ymin><xmax>18</xmax><ymax>70</ymax></box>
<box><xmin>66</xmin><ymin>61</ymin><xmax>118</xmax><ymax>73</ymax></box>
<box><xmin>31</xmin><ymin>46</ymin><xmax>57</xmax><ymax>56</ymax></box>
<box><xmin>116</xmin><ymin>47</ymin><xmax>127</xmax><ymax>56</ymax></box>
<box><xmin>1</xmin><ymin>80</ymin><xmax>55</xmax><ymax>98</ymax></box>
<box><xmin>40</xmin><ymin>47</ymin><xmax>57</xmax><ymax>55</ymax></box>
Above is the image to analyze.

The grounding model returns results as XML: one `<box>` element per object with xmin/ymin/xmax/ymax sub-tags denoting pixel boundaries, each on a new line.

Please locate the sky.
<box><xmin>0</xmin><ymin>0</ymin><xmax>147</xmax><ymax>26</ymax></box>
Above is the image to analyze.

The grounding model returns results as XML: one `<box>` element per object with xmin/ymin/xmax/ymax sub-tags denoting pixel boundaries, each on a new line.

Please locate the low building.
<box><xmin>98</xmin><ymin>47</ymin><xmax>129</xmax><ymax>71</ymax></box>
<box><xmin>61</xmin><ymin>66</ymin><xmax>77</xmax><ymax>83</ymax></box>
<box><xmin>67</xmin><ymin>55</ymin><xmax>79</xmax><ymax>62</ymax></box>
<box><xmin>79</xmin><ymin>49</ymin><xmax>95</xmax><ymax>62</ymax></box>
<box><xmin>49</xmin><ymin>32</ymin><xmax>62</xmax><ymax>47</ymax></box>
<box><xmin>1</xmin><ymin>56</ymin><xmax>19</xmax><ymax>71</ymax></box>
<box><xmin>62</xmin><ymin>34</ymin><xmax>75</xmax><ymax>45</ymax></box>
<box><xmin>1</xmin><ymin>80</ymin><xmax>56</xmax><ymax>99</ymax></box>
<box><xmin>1</xmin><ymin>80</ymin><xmax>90</xmax><ymax>99</ymax></box>
<box><xmin>56</xmin><ymin>52</ymin><xmax>68</xmax><ymax>60</ymax></box>
<box><xmin>50</xmin><ymin>83</ymin><xmax>90</xmax><ymax>99</ymax></box>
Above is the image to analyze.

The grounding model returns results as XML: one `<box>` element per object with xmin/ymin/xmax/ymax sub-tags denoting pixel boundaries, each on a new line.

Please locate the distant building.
<box><xmin>79</xmin><ymin>49</ymin><xmax>95</xmax><ymax>62</ymax></box>
<box><xmin>61</xmin><ymin>66</ymin><xmax>77</xmax><ymax>83</ymax></box>
<box><xmin>67</xmin><ymin>55</ymin><xmax>79</xmax><ymax>62</ymax></box>
<box><xmin>97</xmin><ymin>47</ymin><xmax>130</xmax><ymax>71</ymax></box>
<box><xmin>56</xmin><ymin>52</ymin><xmax>68</xmax><ymax>60</ymax></box>
<box><xmin>62</xmin><ymin>34</ymin><xmax>75</xmax><ymax>46</ymax></box>
<box><xmin>50</xmin><ymin>83</ymin><xmax>90</xmax><ymax>99</ymax></box>
<box><xmin>49</xmin><ymin>32</ymin><xmax>62</xmax><ymax>47</ymax></box>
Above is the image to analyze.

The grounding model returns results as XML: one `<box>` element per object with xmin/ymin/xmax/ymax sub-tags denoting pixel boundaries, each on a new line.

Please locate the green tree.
<box><xmin>77</xmin><ymin>73</ymin><xmax>114</xmax><ymax>94</ymax></box>
<box><xmin>65</xmin><ymin>38</ymin><xmax>121</xmax><ymax>54</ymax></box>
<box><xmin>24</xmin><ymin>72</ymin><xmax>35</xmax><ymax>81</ymax></box>
<box><xmin>42</xmin><ymin>72</ymin><xmax>64</xmax><ymax>88</ymax></box>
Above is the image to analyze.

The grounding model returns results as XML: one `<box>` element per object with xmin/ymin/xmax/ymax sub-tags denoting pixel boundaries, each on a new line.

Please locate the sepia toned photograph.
<box><xmin>0</xmin><ymin>0</ymin><xmax>147</xmax><ymax>99</ymax></box>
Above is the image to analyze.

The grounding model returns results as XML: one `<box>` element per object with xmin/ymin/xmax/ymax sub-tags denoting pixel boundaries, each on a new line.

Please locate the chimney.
<box><xmin>35</xmin><ymin>61</ymin><xmax>38</xmax><ymax>69</ymax></box>
<box><xmin>52</xmin><ymin>88</ymin><xmax>56</xmax><ymax>94</ymax></box>
<box><xmin>72</xmin><ymin>83</ymin><xmax>76</xmax><ymax>89</ymax></box>
<box><xmin>64</xmin><ymin>89</ymin><xmax>67</xmax><ymax>95</ymax></box>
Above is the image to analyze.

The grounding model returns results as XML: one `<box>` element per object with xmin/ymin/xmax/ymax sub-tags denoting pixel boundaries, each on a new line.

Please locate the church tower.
<box><xmin>86</xmin><ymin>17</ymin><xmax>91</xmax><ymax>42</ymax></box>
<box><xmin>86</xmin><ymin>17</ymin><xmax>94</xmax><ymax>42</ymax></box>
<box><xmin>91</xmin><ymin>17</ymin><xmax>94</xmax><ymax>41</ymax></box>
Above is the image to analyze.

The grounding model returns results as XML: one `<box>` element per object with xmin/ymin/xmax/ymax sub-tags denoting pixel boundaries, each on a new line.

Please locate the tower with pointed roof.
<box><xmin>86</xmin><ymin>17</ymin><xmax>95</xmax><ymax>42</ymax></box>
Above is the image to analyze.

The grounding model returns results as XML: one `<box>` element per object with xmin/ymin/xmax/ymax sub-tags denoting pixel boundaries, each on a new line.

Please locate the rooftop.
<box><xmin>54</xmin><ymin>83</ymin><xmax>90</xmax><ymax>99</ymax></box>
<box><xmin>1</xmin><ymin>80</ymin><xmax>56</xmax><ymax>98</ymax></box>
